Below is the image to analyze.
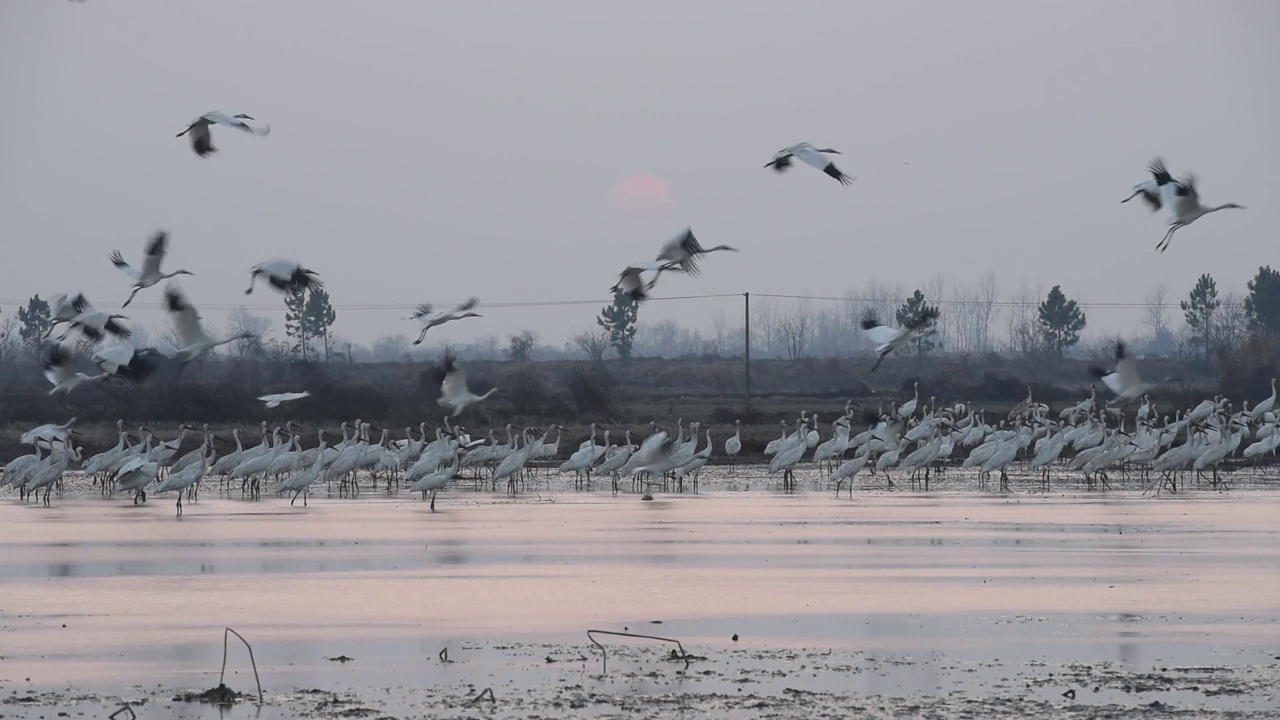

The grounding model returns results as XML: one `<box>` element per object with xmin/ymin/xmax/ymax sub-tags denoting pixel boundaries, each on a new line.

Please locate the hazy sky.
<box><xmin>1</xmin><ymin>0</ymin><xmax>1276</xmax><ymax>348</ymax></box>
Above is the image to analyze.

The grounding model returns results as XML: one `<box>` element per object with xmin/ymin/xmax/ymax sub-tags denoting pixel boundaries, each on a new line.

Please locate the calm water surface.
<box><xmin>0</xmin><ymin>488</ymin><xmax>1277</xmax><ymax>702</ymax></box>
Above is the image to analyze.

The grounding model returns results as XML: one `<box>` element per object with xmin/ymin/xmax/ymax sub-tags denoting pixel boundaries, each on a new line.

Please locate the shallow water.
<box><xmin>1</xmin><ymin>473</ymin><xmax>1278</xmax><ymax>717</ymax></box>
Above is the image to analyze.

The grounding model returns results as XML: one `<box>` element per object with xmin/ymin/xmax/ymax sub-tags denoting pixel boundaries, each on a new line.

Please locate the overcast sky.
<box><xmin>1</xmin><ymin>0</ymin><xmax>1276</xmax><ymax>348</ymax></box>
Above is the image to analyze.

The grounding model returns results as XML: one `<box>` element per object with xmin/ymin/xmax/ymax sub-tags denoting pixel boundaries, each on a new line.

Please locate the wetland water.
<box><xmin>1</xmin><ymin>481</ymin><xmax>1278</xmax><ymax>718</ymax></box>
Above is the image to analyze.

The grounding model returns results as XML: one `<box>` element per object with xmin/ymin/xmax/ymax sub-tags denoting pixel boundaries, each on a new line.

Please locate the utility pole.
<box><xmin>743</xmin><ymin>291</ymin><xmax>751</xmax><ymax>406</ymax></box>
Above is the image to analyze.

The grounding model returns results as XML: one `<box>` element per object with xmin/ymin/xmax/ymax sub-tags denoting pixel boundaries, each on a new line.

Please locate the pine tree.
<box><xmin>17</xmin><ymin>295</ymin><xmax>51</xmax><ymax>347</ymax></box>
<box><xmin>597</xmin><ymin>291</ymin><xmax>639</xmax><ymax>359</ymax></box>
<box><xmin>895</xmin><ymin>289</ymin><xmax>939</xmax><ymax>358</ymax></box>
<box><xmin>283</xmin><ymin>287</ymin><xmax>309</xmax><ymax>360</ymax></box>
<box><xmin>1037</xmin><ymin>285</ymin><xmax>1087</xmax><ymax>356</ymax></box>
<box><xmin>1181</xmin><ymin>273</ymin><xmax>1218</xmax><ymax>360</ymax></box>
<box><xmin>302</xmin><ymin>287</ymin><xmax>338</xmax><ymax>362</ymax></box>
<box><xmin>1244</xmin><ymin>266</ymin><xmax>1280</xmax><ymax>337</ymax></box>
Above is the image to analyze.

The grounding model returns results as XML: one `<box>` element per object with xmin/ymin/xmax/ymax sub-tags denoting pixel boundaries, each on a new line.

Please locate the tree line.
<box><xmin>3</xmin><ymin>267</ymin><xmax>1279</xmax><ymax>367</ymax></box>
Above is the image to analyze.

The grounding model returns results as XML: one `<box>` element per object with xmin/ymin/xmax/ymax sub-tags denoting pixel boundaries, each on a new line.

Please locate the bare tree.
<box><xmin>569</xmin><ymin>328</ymin><xmax>610</xmax><ymax>362</ymax></box>
<box><xmin>948</xmin><ymin>283</ymin><xmax>980</xmax><ymax>355</ymax></box>
<box><xmin>923</xmin><ymin>275</ymin><xmax>948</xmax><ymax>350</ymax></box>
<box><xmin>976</xmin><ymin>272</ymin><xmax>1000</xmax><ymax>353</ymax></box>
<box><xmin>371</xmin><ymin>334</ymin><xmax>412</xmax><ymax>362</ymax></box>
<box><xmin>472</xmin><ymin>334</ymin><xmax>500</xmax><ymax>361</ymax></box>
<box><xmin>709</xmin><ymin>310</ymin><xmax>728</xmax><ymax>356</ymax></box>
<box><xmin>1212</xmin><ymin>293</ymin><xmax>1249</xmax><ymax>357</ymax></box>
<box><xmin>751</xmin><ymin>300</ymin><xmax>782</xmax><ymax>358</ymax></box>
<box><xmin>778</xmin><ymin>298</ymin><xmax>814</xmax><ymax>360</ymax></box>
<box><xmin>1005</xmin><ymin>281</ymin><xmax>1043</xmax><ymax>358</ymax></box>
<box><xmin>226</xmin><ymin>307</ymin><xmax>273</xmax><ymax>359</ymax></box>
<box><xmin>0</xmin><ymin>312</ymin><xmax>19</xmax><ymax>365</ymax></box>
<box><xmin>1142</xmin><ymin>283</ymin><xmax>1173</xmax><ymax>355</ymax></box>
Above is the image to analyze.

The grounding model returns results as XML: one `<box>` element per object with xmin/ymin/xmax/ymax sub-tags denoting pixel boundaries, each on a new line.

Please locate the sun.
<box><xmin>608</xmin><ymin>174</ymin><xmax>676</xmax><ymax>214</ymax></box>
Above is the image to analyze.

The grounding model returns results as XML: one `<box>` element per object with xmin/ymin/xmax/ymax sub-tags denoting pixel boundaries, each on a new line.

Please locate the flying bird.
<box><xmin>244</xmin><ymin>259</ymin><xmax>322</xmax><ymax>295</ymax></box>
<box><xmin>164</xmin><ymin>285</ymin><xmax>255</xmax><ymax>363</ymax></box>
<box><xmin>861</xmin><ymin>306</ymin><xmax>941</xmax><ymax>372</ymax></box>
<box><xmin>92</xmin><ymin>343</ymin><xmax>169</xmax><ymax>383</ymax></box>
<box><xmin>434</xmin><ymin>353</ymin><xmax>497</xmax><ymax>417</ymax></box>
<box><xmin>65</xmin><ymin>310</ymin><xmax>131</xmax><ymax>343</ymax></box>
<box><xmin>176</xmin><ymin>111</ymin><xmax>270</xmax><ymax>157</ymax></box>
<box><xmin>765</xmin><ymin>142</ymin><xmax>855</xmax><ymax>185</ymax></box>
<box><xmin>45</xmin><ymin>292</ymin><xmax>91</xmax><ymax>339</ymax></box>
<box><xmin>1120</xmin><ymin>157</ymin><xmax>1177</xmax><ymax>211</ymax></box>
<box><xmin>110</xmin><ymin>230</ymin><xmax>194</xmax><ymax>307</ymax></box>
<box><xmin>41</xmin><ymin>344</ymin><xmax>108</xmax><ymax>395</ymax></box>
<box><xmin>1155</xmin><ymin>172</ymin><xmax>1246</xmax><ymax>253</ymax></box>
<box><xmin>1089</xmin><ymin>339</ymin><xmax>1165</xmax><ymax>406</ymax></box>
<box><xmin>408</xmin><ymin>298</ymin><xmax>482</xmax><ymax>345</ymax></box>
<box><xmin>655</xmin><ymin>228</ymin><xmax>738</xmax><ymax>277</ymax></box>
<box><xmin>259</xmin><ymin>391</ymin><xmax>312</xmax><ymax>409</ymax></box>
<box><xmin>611</xmin><ymin>261</ymin><xmax>676</xmax><ymax>302</ymax></box>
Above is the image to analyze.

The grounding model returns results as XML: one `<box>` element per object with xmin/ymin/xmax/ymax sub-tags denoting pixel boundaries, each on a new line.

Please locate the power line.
<box><xmin>0</xmin><ymin>291</ymin><xmax>1220</xmax><ymax>313</ymax></box>
<box><xmin>750</xmin><ymin>292</ymin><xmax>1219</xmax><ymax>311</ymax></box>
<box><xmin>0</xmin><ymin>293</ymin><xmax>742</xmax><ymax>313</ymax></box>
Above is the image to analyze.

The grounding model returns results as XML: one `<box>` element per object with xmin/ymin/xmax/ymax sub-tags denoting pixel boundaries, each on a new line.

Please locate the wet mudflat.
<box><xmin>1</xmin><ymin>477</ymin><xmax>1278</xmax><ymax>718</ymax></box>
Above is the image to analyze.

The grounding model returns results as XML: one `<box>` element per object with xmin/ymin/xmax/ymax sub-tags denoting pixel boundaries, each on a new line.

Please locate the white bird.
<box><xmin>65</xmin><ymin>310</ymin><xmax>131</xmax><ymax>343</ymax></box>
<box><xmin>655</xmin><ymin>228</ymin><xmax>739</xmax><ymax>277</ymax></box>
<box><xmin>45</xmin><ymin>293</ymin><xmax>91</xmax><ymax>339</ymax></box>
<box><xmin>176</xmin><ymin>111</ymin><xmax>270</xmax><ymax>157</ymax></box>
<box><xmin>280</xmin><ymin>432</ymin><xmax>332</xmax><ymax>507</ymax></box>
<box><xmin>41</xmin><ymin>344</ymin><xmax>107</xmax><ymax>395</ymax></box>
<box><xmin>163</xmin><ymin>285</ymin><xmax>254</xmax><ymax>364</ymax></box>
<box><xmin>408</xmin><ymin>298</ymin><xmax>482</xmax><ymax>345</ymax></box>
<box><xmin>409</xmin><ymin>454</ymin><xmax>461</xmax><ymax>511</ymax></box>
<box><xmin>764</xmin><ymin>142</ymin><xmax>855</xmax><ymax>185</ymax></box>
<box><xmin>244</xmin><ymin>259</ymin><xmax>322</xmax><ymax>295</ymax></box>
<box><xmin>109</xmin><ymin>230</ymin><xmax>194</xmax><ymax>307</ymax></box>
<box><xmin>154</xmin><ymin>450</ymin><xmax>209</xmax><ymax>517</ymax></box>
<box><xmin>92</xmin><ymin>343</ymin><xmax>168</xmax><ymax>383</ymax></box>
<box><xmin>435</xmin><ymin>353</ymin><xmax>497</xmax><ymax>417</ymax></box>
<box><xmin>1120</xmin><ymin>157</ymin><xmax>1177</xmax><ymax>211</ymax></box>
<box><xmin>259</xmin><ymin>391</ymin><xmax>311</xmax><ymax>409</ymax></box>
<box><xmin>115</xmin><ymin>456</ymin><xmax>160</xmax><ymax>504</ymax></box>
<box><xmin>1155</xmin><ymin>172</ymin><xmax>1245</xmax><ymax>253</ymax></box>
<box><xmin>611</xmin><ymin>261</ymin><xmax>676</xmax><ymax>303</ymax></box>
<box><xmin>724</xmin><ymin>420</ymin><xmax>742</xmax><ymax>464</ymax></box>
<box><xmin>1089</xmin><ymin>340</ymin><xmax>1159</xmax><ymax>406</ymax></box>
<box><xmin>861</xmin><ymin>307</ymin><xmax>940</xmax><ymax>372</ymax></box>
<box><xmin>21</xmin><ymin>417</ymin><xmax>77</xmax><ymax>448</ymax></box>
<box><xmin>1250</xmin><ymin>378</ymin><xmax>1277</xmax><ymax>420</ymax></box>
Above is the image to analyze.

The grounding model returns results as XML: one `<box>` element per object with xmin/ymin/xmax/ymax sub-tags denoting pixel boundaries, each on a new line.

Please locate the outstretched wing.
<box><xmin>410</xmin><ymin>303</ymin><xmax>434</xmax><ymax>320</ymax></box>
<box><xmin>92</xmin><ymin>342</ymin><xmax>135</xmax><ymax>373</ymax></box>
<box><xmin>163</xmin><ymin>286</ymin><xmax>205</xmax><ymax>347</ymax></box>
<box><xmin>657</xmin><ymin>228</ymin><xmax>704</xmax><ymax>275</ymax></box>
<box><xmin>439</xmin><ymin>354</ymin><xmax>469</xmax><ymax>401</ymax></box>
<box><xmin>109</xmin><ymin>250</ymin><xmax>142</xmax><ymax>282</ymax></box>
<box><xmin>140</xmin><ymin>230</ymin><xmax>168</xmax><ymax>277</ymax></box>
<box><xmin>453</xmin><ymin>297</ymin><xmax>480</xmax><ymax>313</ymax></box>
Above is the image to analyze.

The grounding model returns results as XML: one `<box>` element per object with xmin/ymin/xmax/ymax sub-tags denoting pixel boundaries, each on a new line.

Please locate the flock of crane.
<box><xmin>5</xmin><ymin>92</ymin><xmax>1253</xmax><ymax>516</ymax></box>
<box><xmin>5</xmin><ymin>368</ymin><xmax>1278</xmax><ymax>514</ymax></box>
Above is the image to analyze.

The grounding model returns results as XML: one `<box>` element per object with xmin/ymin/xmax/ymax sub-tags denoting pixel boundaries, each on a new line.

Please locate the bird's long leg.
<box><xmin>430</xmin><ymin>490</ymin><xmax>438</xmax><ymax>512</ymax></box>
<box><xmin>290</xmin><ymin>490</ymin><xmax>299</xmax><ymax>506</ymax></box>
<box><xmin>244</xmin><ymin>272</ymin><xmax>258</xmax><ymax>295</ymax></box>
<box><xmin>412</xmin><ymin>328</ymin><xmax>429</xmax><ymax>345</ymax></box>
<box><xmin>1156</xmin><ymin>223</ymin><xmax>1182</xmax><ymax>253</ymax></box>
<box><xmin>121</xmin><ymin>286</ymin><xmax>142</xmax><ymax>308</ymax></box>
<box><xmin>176</xmin><ymin>495</ymin><xmax>183</xmax><ymax>517</ymax></box>
<box><xmin>869</xmin><ymin>350</ymin><xmax>890</xmax><ymax>373</ymax></box>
